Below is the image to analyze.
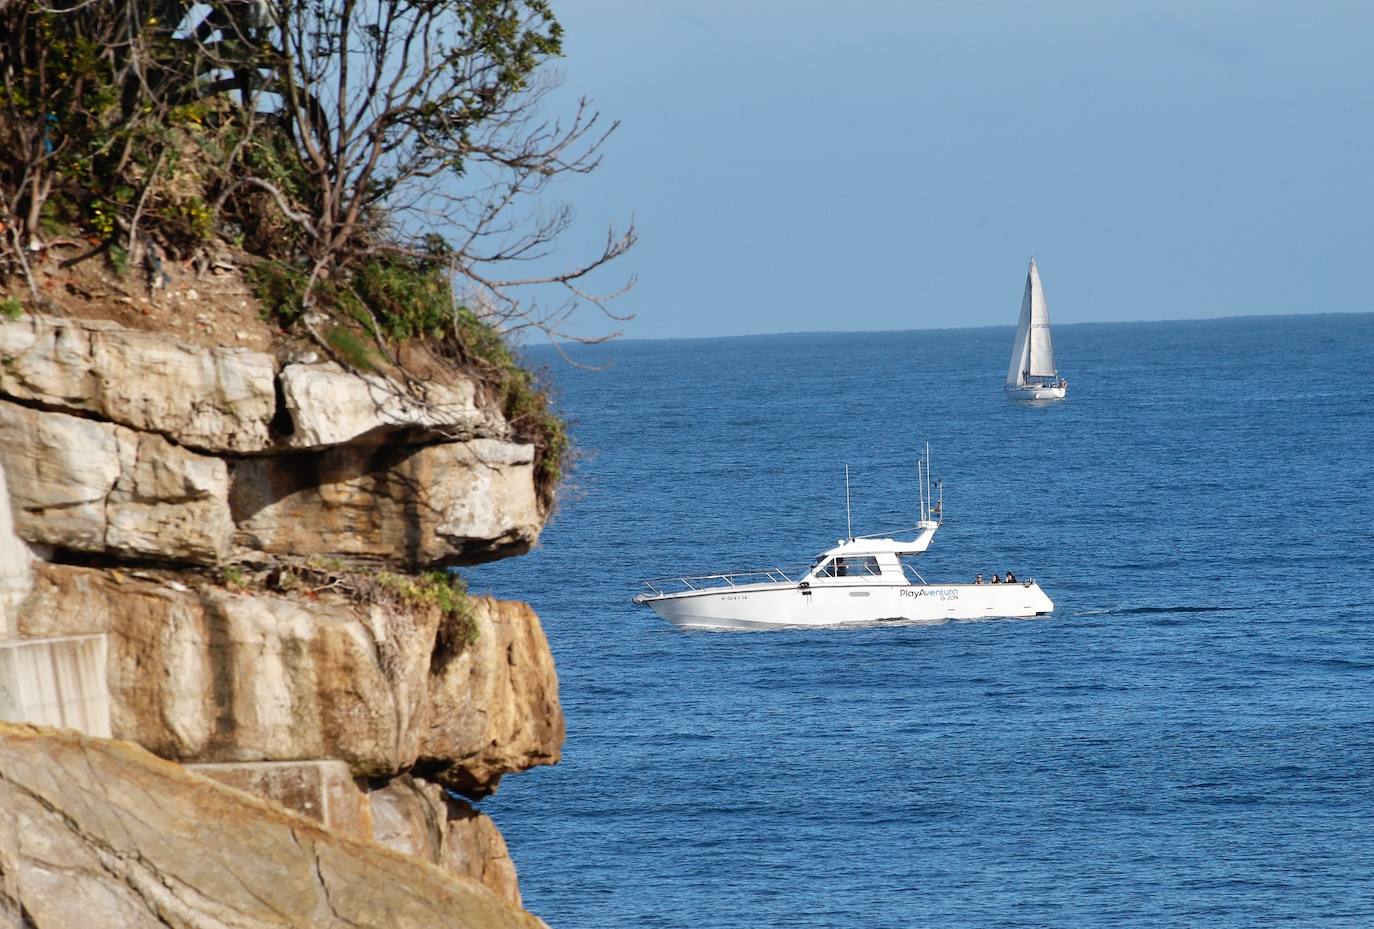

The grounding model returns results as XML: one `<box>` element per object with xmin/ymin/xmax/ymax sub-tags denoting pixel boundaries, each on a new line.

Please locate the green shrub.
<box><xmin>324</xmin><ymin>324</ymin><xmax>379</xmax><ymax>371</ymax></box>
<box><xmin>246</xmin><ymin>260</ymin><xmax>311</xmax><ymax>322</ymax></box>
<box><xmin>374</xmin><ymin>570</ymin><xmax>473</xmax><ymax>624</ymax></box>
<box><xmin>345</xmin><ymin>256</ymin><xmax>454</xmax><ymax>340</ymax></box>
<box><xmin>247</xmin><ymin>252</ymin><xmax>571</xmax><ymax>508</ymax></box>
<box><xmin>0</xmin><ymin>297</ymin><xmax>22</xmax><ymax>320</ymax></box>
<box><xmin>375</xmin><ymin>570</ymin><xmax>478</xmax><ymax>671</ymax></box>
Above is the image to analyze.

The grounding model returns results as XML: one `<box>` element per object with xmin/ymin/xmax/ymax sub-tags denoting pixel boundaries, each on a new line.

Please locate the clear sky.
<box><xmin>527</xmin><ymin>0</ymin><xmax>1374</xmax><ymax>340</ymax></box>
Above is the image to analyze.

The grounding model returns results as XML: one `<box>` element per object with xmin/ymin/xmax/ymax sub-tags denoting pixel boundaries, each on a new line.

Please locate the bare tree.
<box><xmin>257</xmin><ymin>0</ymin><xmax>634</xmax><ymax>342</ymax></box>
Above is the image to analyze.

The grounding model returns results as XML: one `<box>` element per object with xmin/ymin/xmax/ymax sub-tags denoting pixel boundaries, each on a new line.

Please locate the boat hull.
<box><xmin>638</xmin><ymin>581</ymin><xmax>1054</xmax><ymax>630</ymax></box>
<box><xmin>1005</xmin><ymin>384</ymin><xmax>1066</xmax><ymax>401</ymax></box>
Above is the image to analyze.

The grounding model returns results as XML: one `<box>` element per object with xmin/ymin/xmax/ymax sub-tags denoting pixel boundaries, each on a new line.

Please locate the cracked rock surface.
<box><xmin>0</xmin><ymin>313</ymin><xmax>542</xmax><ymax>568</ymax></box>
<box><xmin>0</xmin><ymin>310</ymin><xmax>564</xmax><ymax>921</ymax></box>
<box><xmin>0</xmin><ymin>722</ymin><xmax>545</xmax><ymax>929</ymax></box>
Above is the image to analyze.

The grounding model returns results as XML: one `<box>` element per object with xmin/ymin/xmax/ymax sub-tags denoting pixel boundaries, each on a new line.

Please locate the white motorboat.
<box><xmin>1005</xmin><ymin>258</ymin><xmax>1067</xmax><ymax>401</ymax></box>
<box><xmin>633</xmin><ymin>452</ymin><xmax>1054</xmax><ymax>631</ymax></box>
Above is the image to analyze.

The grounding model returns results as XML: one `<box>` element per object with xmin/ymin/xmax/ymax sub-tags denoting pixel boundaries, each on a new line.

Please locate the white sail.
<box><xmin>1005</xmin><ymin>273</ymin><xmax>1033</xmax><ymax>386</ymax></box>
<box><xmin>1026</xmin><ymin>258</ymin><xmax>1056</xmax><ymax>377</ymax></box>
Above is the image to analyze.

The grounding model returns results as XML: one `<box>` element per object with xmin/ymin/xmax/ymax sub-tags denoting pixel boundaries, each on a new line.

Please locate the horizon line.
<box><xmin>534</xmin><ymin>308</ymin><xmax>1374</xmax><ymax>349</ymax></box>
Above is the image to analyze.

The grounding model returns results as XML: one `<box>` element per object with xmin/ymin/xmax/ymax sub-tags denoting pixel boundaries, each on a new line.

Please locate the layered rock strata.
<box><xmin>0</xmin><ymin>313</ymin><xmax>538</xmax><ymax>567</ymax></box>
<box><xmin>15</xmin><ymin>562</ymin><xmax>561</xmax><ymax>791</ymax></box>
<box><xmin>0</xmin><ymin>723</ymin><xmax>544</xmax><ymax>928</ymax></box>
<box><xmin>0</xmin><ymin>312</ymin><xmax>565</xmax><ymax>924</ymax></box>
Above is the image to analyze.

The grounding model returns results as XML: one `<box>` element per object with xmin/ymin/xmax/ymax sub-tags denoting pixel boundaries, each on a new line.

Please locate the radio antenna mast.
<box><xmin>925</xmin><ymin>442</ymin><xmax>932</xmax><ymax>523</ymax></box>
<box><xmin>844</xmin><ymin>465</ymin><xmax>853</xmax><ymax>541</ymax></box>
<box><xmin>917</xmin><ymin>457</ymin><xmax>925</xmax><ymax>522</ymax></box>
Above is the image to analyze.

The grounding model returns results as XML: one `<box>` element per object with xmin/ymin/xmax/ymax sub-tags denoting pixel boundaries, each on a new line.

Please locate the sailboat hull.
<box><xmin>1005</xmin><ymin>383</ymin><xmax>1066</xmax><ymax>401</ymax></box>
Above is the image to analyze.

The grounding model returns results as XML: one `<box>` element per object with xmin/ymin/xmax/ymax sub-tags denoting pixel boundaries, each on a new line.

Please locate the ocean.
<box><xmin>471</xmin><ymin>313</ymin><xmax>1374</xmax><ymax>928</ymax></box>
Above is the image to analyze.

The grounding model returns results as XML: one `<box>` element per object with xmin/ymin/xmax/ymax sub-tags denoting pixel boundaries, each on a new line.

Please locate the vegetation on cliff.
<box><xmin>0</xmin><ymin>0</ymin><xmax>632</xmax><ymax>507</ymax></box>
<box><xmin>232</xmin><ymin>556</ymin><xmax>481</xmax><ymax>666</ymax></box>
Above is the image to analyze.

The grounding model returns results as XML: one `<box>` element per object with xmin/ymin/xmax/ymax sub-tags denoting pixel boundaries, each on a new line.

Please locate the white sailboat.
<box><xmin>1005</xmin><ymin>258</ymin><xmax>1067</xmax><ymax>401</ymax></box>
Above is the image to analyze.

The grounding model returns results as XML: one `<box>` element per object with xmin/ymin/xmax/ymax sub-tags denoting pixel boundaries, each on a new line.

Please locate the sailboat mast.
<box><xmin>1026</xmin><ymin>265</ymin><xmax>1034</xmax><ymax>381</ymax></box>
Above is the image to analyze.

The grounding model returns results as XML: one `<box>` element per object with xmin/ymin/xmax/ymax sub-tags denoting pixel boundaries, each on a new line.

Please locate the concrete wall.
<box><xmin>0</xmin><ymin>634</ymin><xmax>111</xmax><ymax>737</ymax></box>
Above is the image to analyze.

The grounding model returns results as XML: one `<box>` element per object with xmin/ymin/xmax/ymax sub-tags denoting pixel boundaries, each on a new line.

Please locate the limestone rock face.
<box><xmin>231</xmin><ymin>437</ymin><xmax>541</xmax><ymax>567</ymax></box>
<box><xmin>0</xmin><ymin>462</ymin><xmax>34</xmax><ymax>636</ymax></box>
<box><xmin>0</xmin><ymin>314</ymin><xmax>277</xmax><ymax>453</ymax></box>
<box><xmin>370</xmin><ymin>775</ymin><xmax>523</xmax><ymax>907</ymax></box>
<box><xmin>0</xmin><ymin>723</ymin><xmax>545</xmax><ymax>929</ymax></box>
<box><xmin>0</xmin><ymin>311</ymin><xmax>563</xmax><ymax>920</ymax></box>
<box><xmin>422</xmin><ymin>597</ymin><xmax>564</xmax><ymax>796</ymax></box>
<box><xmin>0</xmin><ymin>400</ymin><xmax>119</xmax><ymax>552</ymax></box>
<box><xmin>190</xmin><ymin>760</ymin><xmax>374</xmax><ymax>841</ymax></box>
<box><xmin>0</xmin><ymin>401</ymin><xmax>233</xmax><ymax>563</ymax></box>
<box><xmin>185</xmin><ymin>763</ymin><xmax>525</xmax><ymax>906</ymax></box>
<box><xmin>17</xmin><ymin>564</ymin><xmax>563</xmax><ymax>792</ymax></box>
<box><xmin>0</xmin><ymin>313</ymin><xmax>543</xmax><ymax>569</ymax></box>
<box><xmin>19</xmin><ymin>564</ymin><xmax>437</xmax><ymax>776</ymax></box>
<box><xmin>280</xmin><ymin>360</ymin><xmax>501</xmax><ymax>449</ymax></box>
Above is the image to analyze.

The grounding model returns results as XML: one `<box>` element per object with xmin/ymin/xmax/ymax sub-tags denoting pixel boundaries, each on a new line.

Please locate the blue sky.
<box><xmin>526</xmin><ymin>0</ymin><xmax>1374</xmax><ymax>340</ymax></box>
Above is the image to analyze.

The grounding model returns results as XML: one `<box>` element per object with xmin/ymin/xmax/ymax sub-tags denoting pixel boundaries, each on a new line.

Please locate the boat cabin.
<box><xmin>803</xmin><ymin>526</ymin><xmax>939</xmax><ymax>585</ymax></box>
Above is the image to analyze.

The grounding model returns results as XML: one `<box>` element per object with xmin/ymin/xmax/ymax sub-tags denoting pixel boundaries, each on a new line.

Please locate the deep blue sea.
<box><xmin>472</xmin><ymin>313</ymin><xmax>1374</xmax><ymax>929</ymax></box>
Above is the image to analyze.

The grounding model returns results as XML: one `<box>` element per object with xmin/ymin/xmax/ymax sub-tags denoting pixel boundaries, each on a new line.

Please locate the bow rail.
<box><xmin>639</xmin><ymin>567</ymin><xmax>805</xmax><ymax>598</ymax></box>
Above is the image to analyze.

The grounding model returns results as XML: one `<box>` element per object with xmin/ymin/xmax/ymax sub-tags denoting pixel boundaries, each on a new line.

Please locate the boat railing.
<box><xmin>640</xmin><ymin>567</ymin><xmax>802</xmax><ymax>597</ymax></box>
<box><xmin>899</xmin><ymin>561</ymin><xmax>928</xmax><ymax>584</ymax></box>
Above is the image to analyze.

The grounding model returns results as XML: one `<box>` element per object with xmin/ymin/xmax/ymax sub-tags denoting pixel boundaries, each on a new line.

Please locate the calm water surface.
<box><xmin>473</xmin><ymin>314</ymin><xmax>1374</xmax><ymax>928</ymax></box>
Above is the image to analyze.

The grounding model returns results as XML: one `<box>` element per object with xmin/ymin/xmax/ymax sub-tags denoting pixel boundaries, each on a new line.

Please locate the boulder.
<box><xmin>189</xmin><ymin>760</ymin><xmax>373</xmax><ymax>841</ymax></box>
<box><xmin>279</xmin><ymin>361</ymin><xmax>501</xmax><ymax>449</ymax></box>
<box><xmin>0</xmin><ymin>722</ymin><xmax>546</xmax><ymax>929</ymax></box>
<box><xmin>421</xmin><ymin>597</ymin><xmax>564</xmax><ymax>797</ymax></box>
<box><xmin>370</xmin><ymin>775</ymin><xmax>523</xmax><ymax>907</ymax></box>
<box><xmin>0</xmin><ymin>314</ymin><xmax>277</xmax><ymax>453</ymax></box>
<box><xmin>186</xmin><ymin>764</ymin><xmax>525</xmax><ymax>906</ymax></box>
<box><xmin>0</xmin><ymin>401</ymin><xmax>233</xmax><ymax>564</ymax></box>
<box><xmin>0</xmin><ymin>399</ymin><xmax>120</xmax><ymax>552</ymax></box>
<box><xmin>230</xmin><ymin>437</ymin><xmax>540</xmax><ymax>568</ymax></box>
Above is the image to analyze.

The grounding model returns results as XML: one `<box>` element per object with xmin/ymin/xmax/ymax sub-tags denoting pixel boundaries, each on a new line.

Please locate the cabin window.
<box><xmin>816</xmin><ymin>556</ymin><xmax>880</xmax><ymax>578</ymax></box>
<box><xmin>838</xmin><ymin>556</ymin><xmax>880</xmax><ymax>577</ymax></box>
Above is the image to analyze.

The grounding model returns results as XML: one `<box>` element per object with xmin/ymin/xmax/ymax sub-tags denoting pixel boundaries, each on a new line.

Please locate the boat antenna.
<box><xmin>844</xmin><ymin>464</ymin><xmax>853</xmax><ymax>541</ymax></box>
<box><xmin>925</xmin><ymin>442</ymin><xmax>932</xmax><ymax>524</ymax></box>
<box><xmin>917</xmin><ymin>457</ymin><xmax>925</xmax><ymax>522</ymax></box>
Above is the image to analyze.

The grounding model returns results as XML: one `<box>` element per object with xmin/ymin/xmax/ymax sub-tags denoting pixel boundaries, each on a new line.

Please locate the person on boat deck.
<box><xmin>990</xmin><ymin>573</ymin><xmax>1000</xmax><ymax>584</ymax></box>
<box><xmin>974</xmin><ymin>573</ymin><xmax>983</xmax><ymax>585</ymax></box>
<box><xmin>1005</xmin><ymin>571</ymin><xmax>1016</xmax><ymax>583</ymax></box>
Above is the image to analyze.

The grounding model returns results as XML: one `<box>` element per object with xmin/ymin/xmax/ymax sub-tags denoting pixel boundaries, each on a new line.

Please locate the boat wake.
<box><xmin>1075</xmin><ymin>605</ymin><xmax>1243</xmax><ymax>617</ymax></box>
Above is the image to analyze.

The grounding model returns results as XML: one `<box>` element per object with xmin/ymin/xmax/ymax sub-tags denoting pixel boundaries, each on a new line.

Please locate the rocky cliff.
<box><xmin>0</xmin><ymin>310</ymin><xmax>565</xmax><ymax>926</ymax></box>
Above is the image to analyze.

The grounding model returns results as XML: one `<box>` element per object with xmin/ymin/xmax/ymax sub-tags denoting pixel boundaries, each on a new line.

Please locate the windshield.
<box><xmin>813</xmin><ymin>556</ymin><xmax>880</xmax><ymax>578</ymax></box>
